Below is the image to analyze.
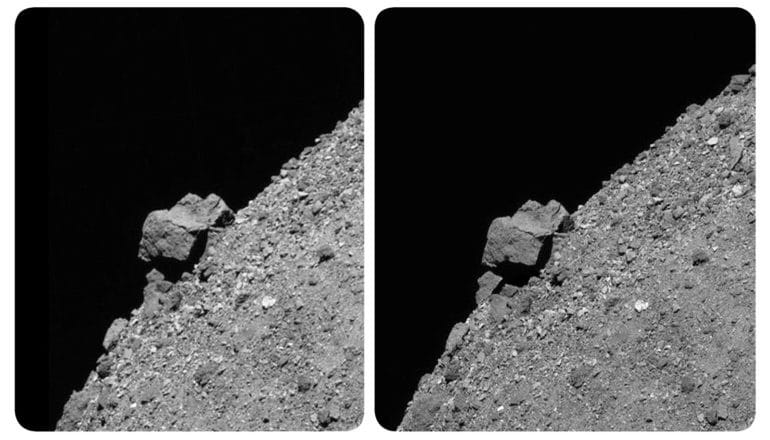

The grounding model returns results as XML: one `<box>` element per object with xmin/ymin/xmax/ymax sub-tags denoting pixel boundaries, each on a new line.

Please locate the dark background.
<box><xmin>375</xmin><ymin>8</ymin><xmax>754</xmax><ymax>430</ymax></box>
<box><xmin>17</xmin><ymin>8</ymin><xmax>362</xmax><ymax>430</ymax></box>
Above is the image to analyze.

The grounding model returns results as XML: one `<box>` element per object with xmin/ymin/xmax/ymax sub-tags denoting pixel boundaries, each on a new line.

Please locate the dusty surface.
<box><xmin>57</xmin><ymin>104</ymin><xmax>364</xmax><ymax>431</ymax></box>
<box><xmin>400</xmin><ymin>70</ymin><xmax>755</xmax><ymax>431</ymax></box>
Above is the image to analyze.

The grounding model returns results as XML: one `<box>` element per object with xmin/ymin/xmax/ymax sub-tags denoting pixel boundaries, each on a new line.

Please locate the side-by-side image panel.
<box><xmin>375</xmin><ymin>7</ymin><xmax>755</xmax><ymax>431</ymax></box>
<box><xmin>17</xmin><ymin>8</ymin><xmax>363</xmax><ymax>431</ymax></box>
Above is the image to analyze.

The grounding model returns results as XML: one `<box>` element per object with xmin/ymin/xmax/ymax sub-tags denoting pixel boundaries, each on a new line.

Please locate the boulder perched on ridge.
<box><xmin>481</xmin><ymin>200</ymin><xmax>570</xmax><ymax>268</ymax></box>
<box><xmin>138</xmin><ymin>193</ymin><xmax>233</xmax><ymax>263</ymax></box>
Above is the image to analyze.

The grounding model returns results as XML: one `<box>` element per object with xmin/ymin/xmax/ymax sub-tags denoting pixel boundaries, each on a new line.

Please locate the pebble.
<box><xmin>261</xmin><ymin>295</ymin><xmax>277</xmax><ymax>309</ymax></box>
<box><xmin>707</xmin><ymin>137</ymin><xmax>719</xmax><ymax>146</ymax></box>
<box><xmin>705</xmin><ymin>408</ymin><xmax>718</xmax><ymax>425</ymax></box>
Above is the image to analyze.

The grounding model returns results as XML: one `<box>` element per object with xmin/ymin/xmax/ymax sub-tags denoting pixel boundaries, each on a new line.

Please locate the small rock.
<box><xmin>102</xmin><ymin>318</ymin><xmax>128</xmax><ymax>351</ymax></box>
<box><xmin>161</xmin><ymin>290</ymin><xmax>183</xmax><ymax>312</ymax></box>
<box><xmin>445</xmin><ymin>322</ymin><xmax>469</xmax><ymax>353</ymax></box>
<box><xmin>404</xmin><ymin>394</ymin><xmax>444</xmax><ymax>430</ymax></box>
<box><xmin>705</xmin><ymin>408</ymin><xmax>718</xmax><ymax>426</ymax></box>
<box><xmin>317</xmin><ymin>409</ymin><xmax>332</xmax><ymax>427</ymax></box>
<box><xmin>649</xmin><ymin>182</ymin><xmax>664</xmax><ymax>198</ymax></box>
<box><xmin>95</xmin><ymin>355</ymin><xmax>113</xmax><ymax>379</ymax></box>
<box><xmin>499</xmin><ymin>283</ymin><xmax>519</xmax><ymax>297</ymax></box>
<box><xmin>732</xmin><ymin>184</ymin><xmax>745</xmax><ymax>198</ymax></box>
<box><xmin>444</xmin><ymin>362</ymin><xmax>462</xmax><ymax>382</ymax></box>
<box><xmin>193</xmin><ymin>361</ymin><xmax>219</xmax><ymax>387</ymax></box>
<box><xmin>489</xmin><ymin>294</ymin><xmax>512</xmax><ymax>322</ymax></box>
<box><xmin>261</xmin><ymin>295</ymin><xmax>277</xmax><ymax>309</ymax></box>
<box><xmin>727</xmin><ymin>74</ymin><xmax>750</xmax><ymax>93</ymax></box>
<box><xmin>717</xmin><ymin>111</ymin><xmax>734</xmax><ymax>129</ymax></box>
<box><xmin>706</xmin><ymin>137</ymin><xmax>719</xmax><ymax>146</ymax></box>
<box><xmin>568</xmin><ymin>364</ymin><xmax>593</xmax><ymax>389</ymax></box>
<box><xmin>316</xmin><ymin>244</ymin><xmax>335</xmax><ymax>262</ymax></box>
<box><xmin>145</xmin><ymin>268</ymin><xmax>165</xmax><ymax>284</ymax></box>
<box><xmin>512</xmin><ymin>293</ymin><xmax>533</xmax><ymax>316</ymax></box>
<box><xmin>550</xmin><ymin>268</ymin><xmax>568</xmax><ymax>286</ymax></box>
<box><xmin>681</xmin><ymin>375</ymin><xmax>697</xmax><ymax>393</ymax></box>
<box><xmin>692</xmin><ymin>249</ymin><xmax>710</xmax><ymax>266</ymax></box>
<box><xmin>634</xmin><ymin>300</ymin><xmax>649</xmax><ymax>313</ymax></box>
<box><xmin>475</xmin><ymin>271</ymin><xmax>503</xmax><ymax>304</ymax></box>
<box><xmin>297</xmin><ymin>375</ymin><xmax>313</xmax><ymax>392</ymax></box>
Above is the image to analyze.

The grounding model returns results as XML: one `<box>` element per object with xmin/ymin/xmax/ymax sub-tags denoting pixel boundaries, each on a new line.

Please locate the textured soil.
<box><xmin>400</xmin><ymin>70</ymin><xmax>755</xmax><ymax>431</ymax></box>
<box><xmin>57</xmin><ymin>104</ymin><xmax>363</xmax><ymax>431</ymax></box>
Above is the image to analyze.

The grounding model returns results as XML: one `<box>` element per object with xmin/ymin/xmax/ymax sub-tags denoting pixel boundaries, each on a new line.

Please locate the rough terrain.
<box><xmin>400</xmin><ymin>69</ymin><xmax>755</xmax><ymax>431</ymax></box>
<box><xmin>57</xmin><ymin>104</ymin><xmax>364</xmax><ymax>431</ymax></box>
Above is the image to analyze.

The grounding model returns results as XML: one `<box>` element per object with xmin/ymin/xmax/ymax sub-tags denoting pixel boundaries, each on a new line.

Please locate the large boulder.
<box><xmin>482</xmin><ymin>200</ymin><xmax>570</xmax><ymax>268</ymax></box>
<box><xmin>138</xmin><ymin>193</ymin><xmax>233</xmax><ymax>263</ymax></box>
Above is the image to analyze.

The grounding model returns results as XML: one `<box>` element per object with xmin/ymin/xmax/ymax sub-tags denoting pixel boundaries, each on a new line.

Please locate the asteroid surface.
<box><xmin>57</xmin><ymin>103</ymin><xmax>364</xmax><ymax>431</ymax></box>
<box><xmin>400</xmin><ymin>69</ymin><xmax>755</xmax><ymax>431</ymax></box>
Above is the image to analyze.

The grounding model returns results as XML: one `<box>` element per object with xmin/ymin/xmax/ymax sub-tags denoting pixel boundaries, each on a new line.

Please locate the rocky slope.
<box><xmin>400</xmin><ymin>69</ymin><xmax>755</xmax><ymax>431</ymax></box>
<box><xmin>57</xmin><ymin>104</ymin><xmax>364</xmax><ymax>431</ymax></box>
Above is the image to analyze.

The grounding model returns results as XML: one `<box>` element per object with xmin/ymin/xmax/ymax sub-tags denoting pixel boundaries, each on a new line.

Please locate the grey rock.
<box><xmin>681</xmin><ymin>375</ymin><xmax>697</xmax><ymax>393</ymax></box>
<box><xmin>297</xmin><ymin>375</ymin><xmax>313</xmax><ymax>392</ymax></box>
<box><xmin>405</xmin><ymin>394</ymin><xmax>445</xmax><ymax>430</ymax></box>
<box><xmin>499</xmin><ymin>283</ymin><xmax>519</xmax><ymax>297</ymax></box>
<box><xmin>482</xmin><ymin>200</ymin><xmax>570</xmax><ymax>268</ymax></box>
<box><xmin>138</xmin><ymin>193</ymin><xmax>234</xmax><ymax>263</ymax></box>
<box><xmin>727</xmin><ymin>74</ymin><xmax>751</xmax><ymax>93</ymax></box>
<box><xmin>705</xmin><ymin>408</ymin><xmax>718</xmax><ymax>426</ymax></box>
<box><xmin>475</xmin><ymin>271</ymin><xmax>503</xmax><ymax>304</ymax></box>
<box><xmin>445</xmin><ymin>322</ymin><xmax>469</xmax><ymax>354</ymax></box>
<box><xmin>567</xmin><ymin>364</ymin><xmax>593</xmax><ymax>389</ymax></box>
<box><xmin>512</xmin><ymin>293</ymin><xmax>533</xmax><ymax>316</ymax></box>
<box><xmin>717</xmin><ymin>111</ymin><xmax>735</xmax><ymax>129</ymax></box>
<box><xmin>102</xmin><ymin>318</ymin><xmax>128</xmax><ymax>351</ymax></box>
<box><xmin>489</xmin><ymin>294</ymin><xmax>512</xmax><ymax>322</ymax></box>
<box><xmin>145</xmin><ymin>268</ymin><xmax>165</xmax><ymax>283</ymax></box>
<box><xmin>96</xmin><ymin>355</ymin><xmax>113</xmax><ymax>379</ymax></box>
<box><xmin>692</xmin><ymin>249</ymin><xmax>710</xmax><ymax>266</ymax></box>
<box><xmin>193</xmin><ymin>361</ymin><xmax>219</xmax><ymax>387</ymax></box>
<box><xmin>316</xmin><ymin>244</ymin><xmax>335</xmax><ymax>262</ymax></box>
<box><xmin>138</xmin><ymin>209</ymin><xmax>207</xmax><ymax>263</ymax></box>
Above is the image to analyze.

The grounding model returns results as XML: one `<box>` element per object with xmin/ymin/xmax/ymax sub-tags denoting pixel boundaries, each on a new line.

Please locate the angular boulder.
<box><xmin>138</xmin><ymin>193</ymin><xmax>233</xmax><ymax>263</ymax></box>
<box><xmin>475</xmin><ymin>271</ymin><xmax>503</xmax><ymax>305</ymax></box>
<box><xmin>481</xmin><ymin>200</ymin><xmax>570</xmax><ymax>268</ymax></box>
